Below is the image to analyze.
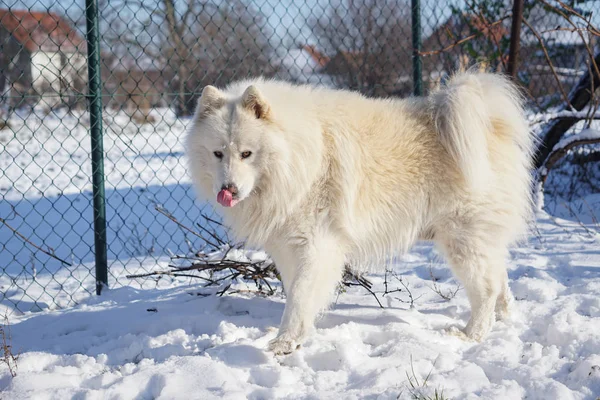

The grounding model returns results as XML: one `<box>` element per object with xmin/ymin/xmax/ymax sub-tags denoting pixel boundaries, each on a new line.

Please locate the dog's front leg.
<box><xmin>268</xmin><ymin>232</ymin><xmax>345</xmax><ymax>354</ymax></box>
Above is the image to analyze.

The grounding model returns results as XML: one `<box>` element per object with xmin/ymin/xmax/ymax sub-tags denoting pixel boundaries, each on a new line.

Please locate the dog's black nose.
<box><xmin>222</xmin><ymin>183</ymin><xmax>238</xmax><ymax>196</ymax></box>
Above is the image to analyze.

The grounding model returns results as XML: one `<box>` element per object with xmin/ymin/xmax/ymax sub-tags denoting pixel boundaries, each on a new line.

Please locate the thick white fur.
<box><xmin>186</xmin><ymin>71</ymin><xmax>536</xmax><ymax>354</ymax></box>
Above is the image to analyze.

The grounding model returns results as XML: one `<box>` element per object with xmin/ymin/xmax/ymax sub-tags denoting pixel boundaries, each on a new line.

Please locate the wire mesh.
<box><xmin>0</xmin><ymin>0</ymin><xmax>598</xmax><ymax>313</ymax></box>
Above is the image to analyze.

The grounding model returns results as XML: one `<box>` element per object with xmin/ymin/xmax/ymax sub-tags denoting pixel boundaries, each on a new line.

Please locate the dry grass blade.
<box><xmin>1</xmin><ymin>314</ymin><xmax>18</xmax><ymax>378</ymax></box>
<box><xmin>403</xmin><ymin>355</ymin><xmax>449</xmax><ymax>400</ymax></box>
<box><xmin>428</xmin><ymin>266</ymin><xmax>461</xmax><ymax>301</ymax></box>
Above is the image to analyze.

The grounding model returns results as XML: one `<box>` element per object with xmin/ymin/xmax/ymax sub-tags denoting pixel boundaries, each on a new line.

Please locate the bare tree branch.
<box><xmin>419</xmin><ymin>17</ymin><xmax>509</xmax><ymax>57</ymax></box>
<box><xmin>0</xmin><ymin>216</ymin><xmax>72</xmax><ymax>267</ymax></box>
<box><xmin>522</xmin><ymin>18</ymin><xmax>573</xmax><ymax>108</ymax></box>
<box><xmin>540</xmin><ymin>136</ymin><xmax>600</xmax><ymax>185</ymax></box>
<box><xmin>535</xmin><ymin>51</ymin><xmax>600</xmax><ymax>169</ymax></box>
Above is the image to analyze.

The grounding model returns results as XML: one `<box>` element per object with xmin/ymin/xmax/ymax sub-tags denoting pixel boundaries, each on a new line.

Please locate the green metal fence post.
<box><xmin>411</xmin><ymin>0</ymin><xmax>423</xmax><ymax>96</ymax></box>
<box><xmin>85</xmin><ymin>0</ymin><xmax>108</xmax><ymax>295</ymax></box>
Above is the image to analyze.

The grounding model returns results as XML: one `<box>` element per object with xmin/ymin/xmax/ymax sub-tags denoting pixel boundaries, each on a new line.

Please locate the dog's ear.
<box><xmin>196</xmin><ymin>85</ymin><xmax>224</xmax><ymax>118</ymax></box>
<box><xmin>241</xmin><ymin>85</ymin><xmax>270</xmax><ymax>120</ymax></box>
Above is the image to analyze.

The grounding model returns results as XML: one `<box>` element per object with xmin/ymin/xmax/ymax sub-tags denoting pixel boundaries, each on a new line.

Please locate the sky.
<box><xmin>0</xmin><ymin>0</ymin><xmax>462</xmax><ymax>46</ymax></box>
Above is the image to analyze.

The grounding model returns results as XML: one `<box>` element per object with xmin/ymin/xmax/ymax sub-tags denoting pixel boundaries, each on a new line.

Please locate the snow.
<box><xmin>552</xmin><ymin>128</ymin><xmax>600</xmax><ymax>153</ymax></box>
<box><xmin>530</xmin><ymin>108</ymin><xmax>600</xmax><ymax>126</ymax></box>
<box><xmin>1</xmin><ymin>109</ymin><xmax>600</xmax><ymax>399</ymax></box>
<box><xmin>0</xmin><ymin>108</ymin><xmax>208</xmax><ymax>311</ymax></box>
<box><xmin>1</xmin><ymin>211</ymin><xmax>600</xmax><ymax>399</ymax></box>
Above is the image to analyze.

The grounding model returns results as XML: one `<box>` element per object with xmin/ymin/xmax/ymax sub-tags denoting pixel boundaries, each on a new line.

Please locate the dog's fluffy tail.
<box><xmin>430</xmin><ymin>70</ymin><xmax>533</xmax><ymax>189</ymax></box>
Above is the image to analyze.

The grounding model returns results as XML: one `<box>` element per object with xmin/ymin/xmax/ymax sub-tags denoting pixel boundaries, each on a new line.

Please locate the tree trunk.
<box><xmin>162</xmin><ymin>0</ymin><xmax>189</xmax><ymax>116</ymax></box>
<box><xmin>535</xmin><ymin>51</ymin><xmax>600</xmax><ymax>169</ymax></box>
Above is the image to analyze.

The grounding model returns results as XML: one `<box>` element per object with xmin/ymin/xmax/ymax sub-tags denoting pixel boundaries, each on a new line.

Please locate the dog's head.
<box><xmin>186</xmin><ymin>84</ymin><xmax>274</xmax><ymax>208</ymax></box>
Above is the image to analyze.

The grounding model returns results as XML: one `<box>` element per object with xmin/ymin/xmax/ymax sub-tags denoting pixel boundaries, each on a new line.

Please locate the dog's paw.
<box><xmin>463</xmin><ymin>316</ymin><xmax>495</xmax><ymax>342</ymax></box>
<box><xmin>495</xmin><ymin>307</ymin><xmax>511</xmax><ymax>322</ymax></box>
<box><xmin>464</xmin><ymin>328</ymin><xmax>487</xmax><ymax>342</ymax></box>
<box><xmin>445</xmin><ymin>325</ymin><xmax>476</xmax><ymax>342</ymax></box>
<box><xmin>268</xmin><ymin>334</ymin><xmax>301</xmax><ymax>355</ymax></box>
<box><xmin>495</xmin><ymin>300</ymin><xmax>512</xmax><ymax>322</ymax></box>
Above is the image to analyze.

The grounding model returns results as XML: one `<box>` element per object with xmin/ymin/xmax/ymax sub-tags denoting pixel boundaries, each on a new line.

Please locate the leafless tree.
<box><xmin>419</xmin><ymin>0</ymin><xmax>600</xmax><ymax>201</ymax></box>
<box><xmin>99</xmin><ymin>0</ymin><xmax>277</xmax><ymax>116</ymax></box>
<box><xmin>309</xmin><ymin>0</ymin><xmax>413</xmax><ymax>97</ymax></box>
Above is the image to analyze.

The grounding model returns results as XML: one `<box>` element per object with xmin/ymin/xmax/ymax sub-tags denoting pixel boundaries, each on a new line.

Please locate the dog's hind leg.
<box><xmin>494</xmin><ymin>269</ymin><xmax>512</xmax><ymax>321</ymax></box>
<box><xmin>437</xmin><ymin>231</ymin><xmax>508</xmax><ymax>341</ymax></box>
<box><xmin>268</xmin><ymin>230</ymin><xmax>345</xmax><ymax>355</ymax></box>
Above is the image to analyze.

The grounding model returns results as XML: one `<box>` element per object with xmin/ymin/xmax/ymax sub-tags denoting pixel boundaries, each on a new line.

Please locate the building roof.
<box><xmin>301</xmin><ymin>45</ymin><xmax>330</xmax><ymax>68</ymax></box>
<box><xmin>424</xmin><ymin>13</ymin><xmax>509</xmax><ymax>53</ymax></box>
<box><xmin>294</xmin><ymin>45</ymin><xmax>367</xmax><ymax>75</ymax></box>
<box><xmin>0</xmin><ymin>9</ymin><xmax>85</xmax><ymax>53</ymax></box>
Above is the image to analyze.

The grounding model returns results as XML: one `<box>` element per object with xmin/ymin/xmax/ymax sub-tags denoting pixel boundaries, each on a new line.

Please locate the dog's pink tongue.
<box><xmin>217</xmin><ymin>189</ymin><xmax>238</xmax><ymax>207</ymax></box>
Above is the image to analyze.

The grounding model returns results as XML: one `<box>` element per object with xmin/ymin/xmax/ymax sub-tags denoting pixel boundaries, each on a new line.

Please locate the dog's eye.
<box><xmin>213</xmin><ymin>151</ymin><xmax>223</xmax><ymax>159</ymax></box>
<box><xmin>241</xmin><ymin>151</ymin><xmax>252</xmax><ymax>159</ymax></box>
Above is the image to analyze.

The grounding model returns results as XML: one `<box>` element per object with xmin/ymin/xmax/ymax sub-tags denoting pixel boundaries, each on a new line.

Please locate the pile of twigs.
<box><xmin>126</xmin><ymin>204</ymin><xmax>375</xmax><ymax>297</ymax></box>
<box><xmin>126</xmin><ymin>247</ymin><xmax>279</xmax><ymax>296</ymax></box>
<box><xmin>126</xmin><ymin>249</ymin><xmax>375</xmax><ymax>298</ymax></box>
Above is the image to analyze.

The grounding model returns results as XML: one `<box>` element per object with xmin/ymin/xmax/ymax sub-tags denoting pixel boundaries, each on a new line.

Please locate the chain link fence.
<box><xmin>0</xmin><ymin>0</ymin><xmax>598</xmax><ymax>313</ymax></box>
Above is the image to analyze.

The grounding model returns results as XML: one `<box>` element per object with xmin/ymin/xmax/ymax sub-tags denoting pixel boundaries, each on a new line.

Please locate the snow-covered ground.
<box><xmin>1</xmin><ymin>109</ymin><xmax>599</xmax><ymax>399</ymax></box>
<box><xmin>0</xmin><ymin>109</ymin><xmax>209</xmax><ymax>311</ymax></box>
<box><xmin>2</xmin><ymin>210</ymin><xmax>599</xmax><ymax>399</ymax></box>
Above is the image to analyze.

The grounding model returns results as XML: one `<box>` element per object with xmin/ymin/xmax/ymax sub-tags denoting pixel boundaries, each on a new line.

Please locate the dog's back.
<box><xmin>274</xmin><ymin>72</ymin><xmax>536</xmax><ymax>265</ymax></box>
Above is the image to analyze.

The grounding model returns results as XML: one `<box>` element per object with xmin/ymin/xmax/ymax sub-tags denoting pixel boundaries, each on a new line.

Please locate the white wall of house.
<box><xmin>31</xmin><ymin>51</ymin><xmax>63</xmax><ymax>93</ymax></box>
<box><xmin>63</xmin><ymin>52</ymin><xmax>88</xmax><ymax>86</ymax></box>
<box><xmin>31</xmin><ymin>51</ymin><xmax>88</xmax><ymax>94</ymax></box>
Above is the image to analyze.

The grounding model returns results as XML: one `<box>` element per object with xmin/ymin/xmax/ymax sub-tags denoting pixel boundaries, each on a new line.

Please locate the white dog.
<box><xmin>186</xmin><ymin>70</ymin><xmax>535</xmax><ymax>354</ymax></box>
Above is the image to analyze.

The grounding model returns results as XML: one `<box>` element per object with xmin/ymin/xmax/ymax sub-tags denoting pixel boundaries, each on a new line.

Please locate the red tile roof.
<box><xmin>425</xmin><ymin>13</ymin><xmax>509</xmax><ymax>51</ymax></box>
<box><xmin>0</xmin><ymin>9</ymin><xmax>85</xmax><ymax>53</ymax></box>
<box><xmin>302</xmin><ymin>44</ymin><xmax>330</xmax><ymax>68</ymax></box>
